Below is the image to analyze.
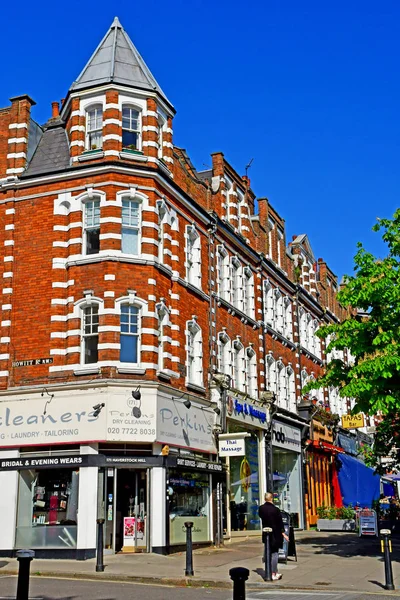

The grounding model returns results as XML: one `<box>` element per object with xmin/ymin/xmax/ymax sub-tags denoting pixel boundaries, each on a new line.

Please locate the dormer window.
<box><xmin>86</xmin><ymin>105</ymin><xmax>103</xmax><ymax>150</ymax></box>
<box><xmin>122</xmin><ymin>106</ymin><xmax>141</xmax><ymax>149</ymax></box>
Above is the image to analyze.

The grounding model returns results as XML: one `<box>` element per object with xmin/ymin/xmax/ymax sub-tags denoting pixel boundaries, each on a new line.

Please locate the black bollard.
<box><xmin>16</xmin><ymin>549</ymin><xmax>35</xmax><ymax>600</ymax></box>
<box><xmin>380</xmin><ymin>529</ymin><xmax>394</xmax><ymax>591</ymax></box>
<box><xmin>229</xmin><ymin>567</ymin><xmax>249</xmax><ymax>600</ymax></box>
<box><xmin>263</xmin><ymin>526</ymin><xmax>273</xmax><ymax>582</ymax></box>
<box><xmin>184</xmin><ymin>521</ymin><xmax>194</xmax><ymax>576</ymax></box>
<box><xmin>96</xmin><ymin>518</ymin><xmax>105</xmax><ymax>572</ymax></box>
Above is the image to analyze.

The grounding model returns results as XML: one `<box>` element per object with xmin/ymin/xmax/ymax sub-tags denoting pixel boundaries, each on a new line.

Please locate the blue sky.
<box><xmin>1</xmin><ymin>1</ymin><xmax>399</xmax><ymax>280</ymax></box>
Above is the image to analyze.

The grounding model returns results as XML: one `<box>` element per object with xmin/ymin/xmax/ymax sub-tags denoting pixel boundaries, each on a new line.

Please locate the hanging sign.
<box><xmin>341</xmin><ymin>414</ymin><xmax>365</xmax><ymax>429</ymax></box>
<box><xmin>218</xmin><ymin>433</ymin><xmax>249</xmax><ymax>457</ymax></box>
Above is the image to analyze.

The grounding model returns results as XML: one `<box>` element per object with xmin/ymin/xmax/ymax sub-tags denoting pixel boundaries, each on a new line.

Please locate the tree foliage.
<box><xmin>304</xmin><ymin>209</ymin><xmax>400</xmax><ymax>417</ymax></box>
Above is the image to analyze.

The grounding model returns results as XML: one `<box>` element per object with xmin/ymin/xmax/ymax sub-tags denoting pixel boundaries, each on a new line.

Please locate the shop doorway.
<box><xmin>101</xmin><ymin>468</ymin><xmax>149</xmax><ymax>553</ymax></box>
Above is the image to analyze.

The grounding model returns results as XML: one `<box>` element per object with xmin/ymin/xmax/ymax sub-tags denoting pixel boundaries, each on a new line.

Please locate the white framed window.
<box><xmin>81</xmin><ymin>304</ymin><xmax>99</xmax><ymax>364</ymax></box>
<box><xmin>264</xmin><ymin>280</ymin><xmax>275</xmax><ymax>327</ymax></box>
<box><xmin>233</xmin><ymin>338</ymin><xmax>245</xmax><ymax>391</ymax></box>
<box><xmin>307</xmin><ymin>315</ymin><xmax>316</xmax><ymax>355</ymax></box>
<box><xmin>275</xmin><ymin>289</ymin><xmax>284</xmax><ymax>334</ymax></box>
<box><xmin>156</xmin><ymin>301</ymin><xmax>169</xmax><ymax>372</ymax></box>
<box><xmin>156</xmin><ymin>199</ymin><xmax>169</xmax><ymax>263</ymax></box>
<box><xmin>158</xmin><ymin>114</ymin><xmax>166</xmax><ymax>159</ymax></box>
<box><xmin>284</xmin><ymin>297</ymin><xmax>293</xmax><ymax>340</ymax></box>
<box><xmin>84</xmin><ymin>199</ymin><xmax>100</xmax><ymax>255</ymax></box>
<box><xmin>287</xmin><ymin>366</ymin><xmax>296</xmax><ymax>412</ymax></box>
<box><xmin>120</xmin><ymin>304</ymin><xmax>140</xmax><ymax>363</ymax></box>
<box><xmin>122</xmin><ymin>199</ymin><xmax>141</xmax><ymax>254</ymax></box>
<box><xmin>122</xmin><ymin>105</ymin><xmax>141</xmax><ymax>150</ymax></box>
<box><xmin>218</xmin><ymin>331</ymin><xmax>231</xmax><ymax>377</ymax></box>
<box><xmin>299</xmin><ymin>308</ymin><xmax>308</xmax><ymax>348</ymax></box>
<box><xmin>217</xmin><ymin>245</ymin><xmax>230</xmax><ymax>301</ymax></box>
<box><xmin>186</xmin><ymin>225</ymin><xmax>202</xmax><ymax>288</ymax></box>
<box><xmin>245</xmin><ymin>346</ymin><xmax>258</xmax><ymax>398</ymax></box>
<box><xmin>231</xmin><ymin>257</ymin><xmax>242</xmax><ymax>310</ymax></box>
<box><xmin>187</xmin><ymin>319</ymin><xmax>203</xmax><ymax>387</ymax></box>
<box><xmin>277</xmin><ymin>360</ymin><xmax>288</xmax><ymax>409</ymax></box>
<box><xmin>266</xmin><ymin>353</ymin><xmax>277</xmax><ymax>396</ymax></box>
<box><xmin>86</xmin><ymin>104</ymin><xmax>103</xmax><ymax>150</ymax></box>
<box><xmin>243</xmin><ymin>267</ymin><xmax>255</xmax><ymax>318</ymax></box>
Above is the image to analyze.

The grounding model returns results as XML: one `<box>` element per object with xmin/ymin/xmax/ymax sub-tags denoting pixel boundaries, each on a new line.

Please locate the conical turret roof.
<box><xmin>70</xmin><ymin>17</ymin><xmax>173</xmax><ymax>110</ymax></box>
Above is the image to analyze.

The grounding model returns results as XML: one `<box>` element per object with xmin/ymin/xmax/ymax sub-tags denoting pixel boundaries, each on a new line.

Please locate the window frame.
<box><xmin>233</xmin><ymin>338</ymin><xmax>245</xmax><ymax>391</ymax></box>
<box><xmin>81</xmin><ymin>304</ymin><xmax>100</xmax><ymax>365</ymax></box>
<box><xmin>119</xmin><ymin>303</ymin><xmax>141</xmax><ymax>365</ymax></box>
<box><xmin>186</xmin><ymin>225</ymin><xmax>202</xmax><ymax>288</ymax></box>
<box><xmin>186</xmin><ymin>320</ymin><xmax>203</xmax><ymax>387</ymax></box>
<box><xmin>83</xmin><ymin>198</ymin><xmax>101</xmax><ymax>255</ymax></box>
<box><xmin>85</xmin><ymin>104</ymin><xmax>103</xmax><ymax>151</ymax></box>
<box><xmin>122</xmin><ymin>104</ymin><xmax>142</xmax><ymax>151</ymax></box>
<box><xmin>121</xmin><ymin>197</ymin><xmax>141</xmax><ymax>255</ymax></box>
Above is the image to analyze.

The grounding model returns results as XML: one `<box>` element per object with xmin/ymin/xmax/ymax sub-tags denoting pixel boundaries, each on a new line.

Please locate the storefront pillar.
<box><xmin>77</xmin><ymin>444</ymin><xmax>98</xmax><ymax>559</ymax></box>
<box><xmin>259</xmin><ymin>431</ymin><xmax>267</xmax><ymax>499</ymax></box>
<box><xmin>150</xmin><ymin>467</ymin><xmax>166</xmax><ymax>554</ymax></box>
<box><xmin>0</xmin><ymin>449</ymin><xmax>19</xmax><ymax>551</ymax></box>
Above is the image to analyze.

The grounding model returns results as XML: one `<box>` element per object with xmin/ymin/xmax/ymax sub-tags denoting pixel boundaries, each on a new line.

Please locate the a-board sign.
<box><xmin>278</xmin><ymin>511</ymin><xmax>297</xmax><ymax>563</ymax></box>
<box><xmin>359</xmin><ymin>509</ymin><xmax>378</xmax><ymax>537</ymax></box>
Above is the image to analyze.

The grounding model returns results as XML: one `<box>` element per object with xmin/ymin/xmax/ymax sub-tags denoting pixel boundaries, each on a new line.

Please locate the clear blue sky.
<box><xmin>1</xmin><ymin>0</ymin><xmax>399</xmax><ymax>280</ymax></box>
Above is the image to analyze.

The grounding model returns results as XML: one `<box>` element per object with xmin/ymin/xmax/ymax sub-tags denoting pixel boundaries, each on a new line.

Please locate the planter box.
<box><xmin>317</xmin><ymin>518</ymin><xmax>356</xmax><ymax>532</ymax></box>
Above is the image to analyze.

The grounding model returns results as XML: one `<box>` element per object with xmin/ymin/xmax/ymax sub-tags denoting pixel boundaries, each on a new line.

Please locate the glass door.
<box><xmin>116</xmin><ymin>469</ymin><xmax>148</xmax><ymax>552</ymax></box>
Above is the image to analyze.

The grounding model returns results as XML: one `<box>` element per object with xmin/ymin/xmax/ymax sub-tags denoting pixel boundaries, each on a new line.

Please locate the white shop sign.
<box><xmin>156</xmin><ymin>396</ymin><xmax>217</xmax><ymax>454</ymax></box>
<box><xmin>219</xmin><ymin>436</ymin><xmax>246</xmax><ymax>457</ymax></box>
<box><xmin>226</xmin><ymin>397</ymin><xmax>268</xmax><ymax>429</ymax></box>
<box><xmin>272</xmin><ymin>421</ymin><xmax>302</xmax><ymax>452</ymax></box>
<box><xmin>0</xmin><ymin>389</ymin><xmax>157</xmax><ymax>447</ymax></box>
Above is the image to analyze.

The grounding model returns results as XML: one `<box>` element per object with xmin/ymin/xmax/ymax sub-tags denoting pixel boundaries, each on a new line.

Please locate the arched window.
<box><xmin>156</xmin><ymin>199</ymin><xmax>169</xmax><ymax>263</ymax></box>
<box><xmin>277</xmin><ymin>360</ymin><xmax>288</xmax><ymax>408</ymax></box>
<box><xmin>243</xmin><ymin>266</ymin><xmax>255</xmax><ymax>318</ymax></box>
<box><xmin>122</xmin><ymin>105</ymin><xmax>141</xmax><ymax>150</ymax></box>
<box><xmin>122</xmin><ymin>198</ymin><xmax>141</xmax><ymax>254</ymax></box>
<box><xmin>186</xmin><ymin>225</ymin><xmax>201</xmax><ymax>288</ymax></box>
<box><xmin>284</xmin><ymin>296</ymin><xmax>293</xmax><ymax>340</ymax></box>
<box><xmin>264</xmin><ymin>280</ymin><xmax>274</xmax><ymax>327</ymax></box>
<box><xmin>86</xmin><ymin>104</ymin><xmax>103</xmax><ymax>150</ymax></box>
<box><xmin>187</xmin><ymin>319</ymin><xmax>203</xmax><ymax>387</ymax></box>
<box><xmin>266</xmin><ymin>353</ymin><xmax>276</xmax><ymax>395</ymax></box>
<box><xmin>287</xmin><ymin>366</ymin><xmax>296</xmax><ymax>412</ymax></box>
<box><xmin>275</xmin><ymin>289</ymin><xmax>284</xmax><ymax>334</ymax></box>
<box><xmin>156</xmin><ymin>300</ymin><xmax>169</xmax><ymax>372</ymax></box>
<box><xmin>217</xmin><ymin>245</ymin><xmax>230</xmax><ymax>301</ymax></box>
<box><xmin>230</xmin><ymin>257</ymin><xmax>242</xmax><ymax>310</ymax></box>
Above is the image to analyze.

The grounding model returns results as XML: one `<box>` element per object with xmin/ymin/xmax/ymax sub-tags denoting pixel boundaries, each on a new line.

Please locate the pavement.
<box><xmin>0</xmin><ymin>531</ymin><xmax>399</xmax><ymax>594</ymax></box>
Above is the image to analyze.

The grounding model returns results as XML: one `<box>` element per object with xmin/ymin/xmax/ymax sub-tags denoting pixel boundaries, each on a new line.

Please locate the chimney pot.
<box><xmin>51</xmin><ymin>101</ymin><xmax>59</xmax><ymax>118</ymax></box>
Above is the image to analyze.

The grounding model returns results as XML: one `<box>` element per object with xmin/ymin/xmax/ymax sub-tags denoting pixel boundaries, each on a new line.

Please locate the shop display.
<box><xmin>230</xmin><ymin>434</ymin><xmax>260</xmax><ymax>531</ymax></box>
<box><xmin>168</xmin><ymin>470</ymin><xmax>210</xmax><ymax>544</ymax></box>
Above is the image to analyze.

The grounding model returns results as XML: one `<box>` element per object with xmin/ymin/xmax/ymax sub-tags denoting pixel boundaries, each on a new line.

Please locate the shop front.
<box><xmin>224</xmin><ymin>396</ymin><xmax>268</xmax><ymax>537</ymax></box>
<box><xmin>271</xmin><ymin>418</ymin><xmax>304</xmax><ymax>529</ymax></box>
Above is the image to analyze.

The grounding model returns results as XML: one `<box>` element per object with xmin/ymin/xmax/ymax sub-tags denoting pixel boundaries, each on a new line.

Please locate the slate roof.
<box><xmin>22</xmin><ymin>122</ymin><xmax>70</xmax><ymax>178</ymax></box>
<box><xmin>70</xmin><ymin>17</ymin><xmax>173</xmax><ymax>110</ymax></box>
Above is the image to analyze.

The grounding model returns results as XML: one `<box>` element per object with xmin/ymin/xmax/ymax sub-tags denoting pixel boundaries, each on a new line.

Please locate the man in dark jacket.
<box><xmin>258</xmin><ymin>492</ymin><xmax>288</xmax><ymax>580</ymax></box>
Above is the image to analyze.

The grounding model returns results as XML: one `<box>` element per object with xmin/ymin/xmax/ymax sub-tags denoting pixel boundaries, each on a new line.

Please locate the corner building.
<box><xmin>0</xmin><ymin>18</ymin><xmax>349</xmax><ymax>557</ymax></box>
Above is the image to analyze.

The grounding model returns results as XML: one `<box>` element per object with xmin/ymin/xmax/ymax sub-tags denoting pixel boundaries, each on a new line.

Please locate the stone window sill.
<box><xmin>119</xmin><ymin>151</ymin><xmax>148</xmax><ymax>162</ymax></box>
<box><xmin>74</xmin><ymin>366</ymin><xmax>101</xmax><ymax>376</ymax></box>
<box><xmin>117</xmin><ymin>366</ymin><xmax>146</xmax><ymax>375</ymax></box>
<box><xmin>78</xmin><ymin>150</ymin><xmax>104</xmax><ymax>162</ymax></box>
<box><xmin>187</xmin><ymin>382</ymin><xmax>207</xmax><ymax>394</ymax></box>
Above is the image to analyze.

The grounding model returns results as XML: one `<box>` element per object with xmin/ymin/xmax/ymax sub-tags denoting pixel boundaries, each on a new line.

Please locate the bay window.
<box><xmin>122</xmin><ymin>106</ymin><xmax>141</xmax><ymax>149</ymax></box>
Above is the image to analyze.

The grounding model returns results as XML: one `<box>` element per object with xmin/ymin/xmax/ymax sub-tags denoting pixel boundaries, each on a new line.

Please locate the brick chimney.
<box><xmin>7</xmin><ymin>95</ymin><xmax>36</xmax><ymax>176</ymax></box>
<box><xmin>51</xmin><ymin>101</ymin><xmax>59</xmax><ymax>118</ymax></box>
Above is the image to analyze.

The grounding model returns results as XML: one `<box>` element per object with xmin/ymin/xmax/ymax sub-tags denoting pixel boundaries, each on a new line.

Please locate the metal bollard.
<box><xmin>16</xmin><ymin>549</ymin><xmax>35</xmax><ymax>600</ymax></box>
<box><xmin>263</xmin><ymin>527</ymin><xmax>273</xmax><ymax>582</ymax></box>
<box><xmin>380</xmin><ymin>529</ymin><xmax>394</xmax><ymax>591</ymax></box>
<box><xmin>229</xmin><ymin>567</ymin><xmax>249</xmax><ymax>600</ymax></box>
<box><xmin>184</xmin><ymin>521</ymin><xmax>194</xmax><ymax>576</ymax></box>
<box><xmin>96</xmin><ymin>518</ymin><xmax>105</xmax><ymax>572</ymax></box>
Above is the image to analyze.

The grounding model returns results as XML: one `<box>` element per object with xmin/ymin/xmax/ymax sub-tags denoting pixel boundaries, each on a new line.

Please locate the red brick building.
<box><xmin>0</xmin><ymin>18</ymin><xmax>349</xmax><ymax>557</ymax></box>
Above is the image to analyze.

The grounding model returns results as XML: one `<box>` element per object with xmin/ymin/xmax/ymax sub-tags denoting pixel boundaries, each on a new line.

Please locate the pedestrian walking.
<box><xmin>258</xmin><ymin>492</ymin><xmax>289</xmax><ymax>581</ymax></box>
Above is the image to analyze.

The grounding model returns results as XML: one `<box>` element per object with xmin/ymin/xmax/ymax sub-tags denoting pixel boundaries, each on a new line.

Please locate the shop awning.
<box><xmin>310</xmin><ymin>440</ymin><xmax>345</xmax><ymax>454</ymax></box>
<box><xmin>336</xmin><ymin>453</ymin><xmax>380</xmax><ymax>508</ymax></box>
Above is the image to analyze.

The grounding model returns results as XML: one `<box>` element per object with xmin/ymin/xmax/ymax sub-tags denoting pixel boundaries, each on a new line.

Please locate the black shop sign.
<box><xmin>0</xmin><ymin>454</ymin><xmax>90</xmax><ymax>470</ymax></box>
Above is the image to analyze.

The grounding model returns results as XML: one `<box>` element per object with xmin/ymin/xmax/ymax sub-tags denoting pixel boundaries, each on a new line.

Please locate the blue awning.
<box><xmin>337</xmin><ymin>453</ymin><xmax>380</xmax><ymax>508</ymax></box>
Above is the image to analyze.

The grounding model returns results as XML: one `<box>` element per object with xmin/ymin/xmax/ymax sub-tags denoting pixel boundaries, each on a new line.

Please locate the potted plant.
<box><xmin>317</xmin><ymin>505</ymin><xmax>356</xmax><ymax>531</ymax></box>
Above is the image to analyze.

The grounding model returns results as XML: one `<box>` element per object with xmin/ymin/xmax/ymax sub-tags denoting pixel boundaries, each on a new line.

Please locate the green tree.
<box><xmin>304</xmin><ymin>209</ymin><xmax>400</xmax><ymax>417</ymax></box>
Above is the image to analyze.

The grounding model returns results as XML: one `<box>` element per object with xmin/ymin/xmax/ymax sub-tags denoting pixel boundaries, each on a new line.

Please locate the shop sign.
<box><xmin>227</xmin><ymin>397</ymin><xmax>268</xmax><ymax>429</ymax></box>
<box><xmin>341</xmin><ymin>413</ymin><xmax>365</xmax><ymax>430</ymax></box>
<box><xmin>337</xmin><ymin>433</ymin><xmax>358</xmax><ymax>455</ymax></box>
<box><xmin>101</xmin><ymin>455</ymin><xmax>164</xmax><ymax>468</ymax></box>
<box><xmin>0</xmin><ymin>454</ymin><xmax>91</xmax><ymax>470</ymax></box>
<box><xmin>174</xmin><ymin>457</ymin><xmax>223</xmax><ymax>472</ymax></box>
<box><xmin>218</xmin><ymin>436</ymin><xmax>246</xmax><ymax>457</ymax></box>
<box><xmin>272</xmin><ymin>421</ymin><xmax>301</xmax><ymax>452</ymax></box>
<box><xmin>156</xmin><ymin>397</ymin><xmax>217</xmax><ymax>454</ymax></box>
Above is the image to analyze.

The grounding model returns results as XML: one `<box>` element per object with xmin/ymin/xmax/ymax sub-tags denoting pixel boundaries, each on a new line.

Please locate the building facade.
<box><xmin>0</xmin><ymin>18</ymin><xmax>353</xmax><ymax>557</ymax></box>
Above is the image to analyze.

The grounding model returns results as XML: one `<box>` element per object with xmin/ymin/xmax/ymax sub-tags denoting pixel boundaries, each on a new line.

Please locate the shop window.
<box><xmin>168</xmin><ymin>469</ymin><xmax>211</xmax><ymax>544</ymax></box>
<box><xmin>120</xmin><ymin>304</ymin><xmax>140</xmax><ymax>363</ymax></box>
<box><xmin>84</xmin><ymin>199</ymin><xmax>100</xmax><ymax>255</ymax></box>
<box><xmin>16</xmin><ymin>468</ymin><xmax>79</xmax><ymax>549</ymax></box>
<box><xmin>272</xmin><ymin>447</ymin><xmax>302</xmax><ymax>528</ymax></box>
<box><xmin>86</xmin><ymin>104</ymin><xmax>103</xmax><ymax>150</ymax></box>
<box><xmin>187</xmin><ymin>319</ymin><xmax>203</xmax><ymax>387</ymax></box>
<box><xmin>121</xmin><ymin>199</ymin><xmax>140</xmax><ymax>255</ymax></box>
<box><xmin>228</xmin><ymin>426</ymin><xmax>260</xmax><ymax>532</ymax></box>
<box><xmin>186</xmin><ymin>225</ymin><xmax>202</xmax><ymax>288</ymax></box>
<box><xmin>82</xmin><ymin>304</ymin><xmax>99</xmax><ymax>364</ymax></box>
<box><xmin>122</xmin><ymin>105</ymin><xmax>141</xmax><ymax>150</ymax></box>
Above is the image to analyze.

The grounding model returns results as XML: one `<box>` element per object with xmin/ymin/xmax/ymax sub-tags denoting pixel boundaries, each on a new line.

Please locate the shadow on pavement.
<box><xmin>297</xmin><ymin>533</ymin><xmax>397</xmax><ymax>558</ymax></box>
